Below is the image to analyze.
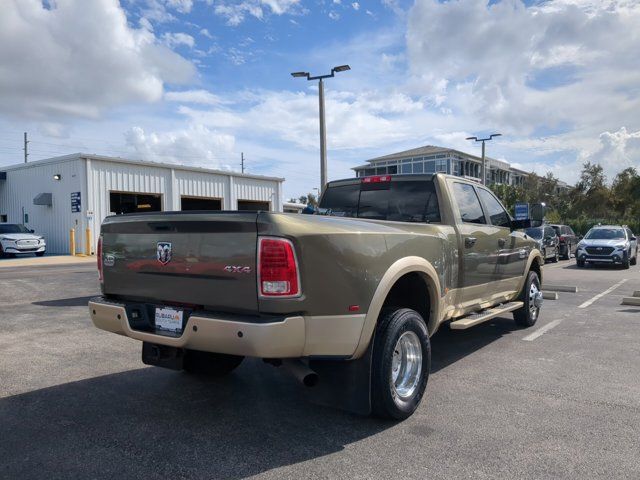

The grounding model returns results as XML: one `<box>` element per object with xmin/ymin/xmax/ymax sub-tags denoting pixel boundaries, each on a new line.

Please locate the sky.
<box><xmin>0</xmin><ymin>0</ymin><xmax>639</xmax><ymax>199</ymax></box>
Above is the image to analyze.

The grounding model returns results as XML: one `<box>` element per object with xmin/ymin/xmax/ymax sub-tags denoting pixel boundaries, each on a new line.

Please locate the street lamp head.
<box><xmin>490</xmin><ymin>133</ymin><xmax>502</xmax><ymax>139</ymax></box>
<box><xmin>332</xmin><ymin>64</ymin><xmax>351</xmax><ymax>73</ymax></box>
<box><xmin>291</xmin><ymin>71</ymin><xmax>309</xmax><ymax>78</ymax></box>
<box><xmin>466</xmin><ymin>136</ymin><xmax>478</xmax><ymax>141</ymax></box>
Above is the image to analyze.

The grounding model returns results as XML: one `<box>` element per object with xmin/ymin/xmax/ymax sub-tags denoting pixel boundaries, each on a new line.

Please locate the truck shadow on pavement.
<box><xmin>32</xmin><ymin>295</ymin><xmax>95</xmax><ymax>307</ymax></box>
<box><xmin>0</xmin><ymin>361</ymin><xmax>390</xmax><ymax>479</ymax></box>
<box><xmin>431</xmin><ymin>317</ymin><xmax>520</xmax><ymax>373</ymax></box>
<box><xmin>0</xmin><ymin>319</ymin><xmax>518</xmax><ymax>479</ymax></box>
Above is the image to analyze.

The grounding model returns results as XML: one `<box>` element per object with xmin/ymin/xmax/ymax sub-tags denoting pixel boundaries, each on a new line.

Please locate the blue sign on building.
<box><xmin>514</xmin><ymin>202</ymin><xmax>529</xmax><ymax>220</ymax></box>
<box><xmin>71</xmin><ymin>192</ymin><xmax>81</xmax><ymax>213</ymax></box>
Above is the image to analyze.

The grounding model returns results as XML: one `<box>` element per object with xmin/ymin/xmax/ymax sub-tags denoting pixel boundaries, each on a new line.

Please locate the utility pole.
<box><xmin>318</xmin><ymin>78</ymin><xmax>327</xmax><ymax>192</ymax></box>
<box><xmin>241</xmin><ymin>152</ymin><xmax>245</xmax><ymax>174</ymax></box>
<box><xmin>23</xmin><ymin>132</ymin><xmax>29</xmax><ymax>163</ymax></box>
<box><xmin>291</xmin><ymin>65</ymin><xmax>351</xmax><ymax>194</ymax></box>
<box><xmin>465</xmin><ymin>133</ymin><xmax>502</xmax><ymax>185</ymax></box>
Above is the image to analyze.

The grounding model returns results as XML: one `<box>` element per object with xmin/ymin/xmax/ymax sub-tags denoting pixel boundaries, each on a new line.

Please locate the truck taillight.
<box><xmin>258</xmin><ymin>237</ymin><xmax>300</xmax><ymax>297</ymax></box>
<box><xmin>97</xmin><ymin>236</ymin><xmax>103</xmax><ymax>283</ymax></box>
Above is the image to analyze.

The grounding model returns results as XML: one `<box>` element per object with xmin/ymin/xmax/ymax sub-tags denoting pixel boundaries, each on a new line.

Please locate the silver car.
<box><xmin>575</xmin><ymin>225</ymin><xmax>638</xmax><ymax>269</ymax></box>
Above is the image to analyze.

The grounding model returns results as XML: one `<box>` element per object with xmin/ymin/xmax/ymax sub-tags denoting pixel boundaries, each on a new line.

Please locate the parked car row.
<box><xmin>524</xmin><ymin>224</ymin><xmax>578</xmax><ymax>263</ymax></box>
<box><xmin>523</xmin><ymin>222</ymin><xmax>638</xmax><ymax>269</ymax></box>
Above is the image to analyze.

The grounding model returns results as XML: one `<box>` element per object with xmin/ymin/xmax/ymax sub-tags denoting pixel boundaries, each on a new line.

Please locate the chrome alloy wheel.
<box><xmin>391</xmin><ymin>331</ymin><xmax>423</xmax><ymax>400</ymax></box>
<box><xmin>529</xmin><ymin>281</ymin><xmax>543</xmax><ymax>320</ymax></box>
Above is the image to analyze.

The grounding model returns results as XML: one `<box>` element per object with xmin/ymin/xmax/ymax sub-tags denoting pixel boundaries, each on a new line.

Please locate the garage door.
<box><xmin>110</xmin><ymin>192</ymin><xmax>162</xmax><ymax>215</ymax></box>
<box><xmin>237</xmin><ymin>200</ymin><xmax>270</xmax><ymax>211</ymax></box>
<box><xmin>181</xmin><ymin>196</ymin><xmax>222</xmax><ymax>211</ymax></box>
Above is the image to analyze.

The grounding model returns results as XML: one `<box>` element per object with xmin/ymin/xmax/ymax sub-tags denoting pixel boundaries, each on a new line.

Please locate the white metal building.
<box><xmin>0</xmin><ymin>153</ymin><xmax>284</xmax><ymax>254</ymax></box>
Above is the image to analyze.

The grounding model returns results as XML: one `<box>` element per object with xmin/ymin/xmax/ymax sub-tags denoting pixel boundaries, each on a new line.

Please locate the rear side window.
<box><xmin>319</xmin><ymin>184</ymin><xmax>360</xmax><ymax>217</ymax></box>
<box><xmin>477</xmin><ymin>188</ymin><xmax>511</xmax><ymax>228</ymax></box>
<box><xmin>452</xmin><ymin>183</ymin><xmax>486</xmax><ymax>224</ymax></box>
<box><xmin>319</xmin><ymin>180</ymin><xmax>440</xmax><ymax>223</ymax></box>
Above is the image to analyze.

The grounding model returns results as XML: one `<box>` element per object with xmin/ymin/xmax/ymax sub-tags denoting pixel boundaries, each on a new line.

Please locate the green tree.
<box><xmin>610</xmin><ymin>167</ymin><xmax>640</xmax><ymax>218</ymax></box>
<box><xmin>288</xmin><ymin>193</ymin><xmax>318</xmax><ymax>208</ymax></box>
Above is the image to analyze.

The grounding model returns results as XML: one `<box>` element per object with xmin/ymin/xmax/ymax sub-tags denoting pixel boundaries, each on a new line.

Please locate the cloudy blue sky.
<box><xmin>1</xmin><ymin>0</ymin><xmax>639</xmax><ymax>198</ymax></box>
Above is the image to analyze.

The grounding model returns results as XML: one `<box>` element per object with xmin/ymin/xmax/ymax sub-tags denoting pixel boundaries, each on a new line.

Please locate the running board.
<box><xmin>449</xmin><ymin>301</ymin><xmax>524</xmax><ymax>330</ymax></box>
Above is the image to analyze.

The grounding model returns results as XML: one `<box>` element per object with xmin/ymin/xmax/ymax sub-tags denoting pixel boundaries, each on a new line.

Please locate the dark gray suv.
<box><xmin>575</xmin><ymin>225</ymin><xmax>638</xmax><ymax>269</ymax></box>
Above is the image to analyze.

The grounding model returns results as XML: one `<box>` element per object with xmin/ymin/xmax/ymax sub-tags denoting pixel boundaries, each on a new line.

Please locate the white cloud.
<box><xmin>124</xmin><ymin>125</ymin><xmax>236</xmax><ymax>168</ymax></box>
<box><xmin>162</xmin><ymin>32</ymin><xmax>195</xmax><ymax>48</ymax></box>
<box><xmin>212</xmin><ymin>0</ymin><xmax>302</xmax><ymax>26</ymax></box>
<box><xmin>199</xmin><ymin>28</ymin><xmax>213</xmax><ymax>39</ymax></box>
<box><xmin>177</xmin><ymin>89</ymin><xmax>433</xmax><ymax>150</ymax></box>
<box><xmin>165</xmin><ymin>89</ymin><xmax>228</xmax><ymax>105</ymax></box>
<box><xmin>352</xmin><ymin>2</ymin><xmax>360</xmax><ymax>11</ymax></box>
<box><xmin>328</xmin><ymin>11</ymin><xmax>340</xmax><ymax>20</ymax></box>
<box><xmin>164</xmin><ymin>0</ymin><xmax>193</xmax><ymax>13</ymax></box>
<box><xmin>407</xmin><ymin>0</ymin><xmax>640</xmax><ymax>135</ymax></box>
<box><xmin>0</xmin><ymin>0</ymin><xmax>195</xmax><ymax>120</ymax></box>
<box><xmin>140</xmin><ymin>0</ymin><xmax>194</xmax><ymax>23</ymax></box>
<box><xmin>581</xmin><ymin>127</ymin><xmax>640</xmax><ymax>178</ymax></box>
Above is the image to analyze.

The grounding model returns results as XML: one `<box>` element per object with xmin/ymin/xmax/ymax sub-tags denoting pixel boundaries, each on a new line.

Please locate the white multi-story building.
<box><xmin>352</xmin><ymin>145</ymin><xmax>529</xmax><ymax>186</ymax></box>
<box><xmin>0</xmin><ymin>153</ymin><xmax>284</xmax><ymax>254</ymax></box>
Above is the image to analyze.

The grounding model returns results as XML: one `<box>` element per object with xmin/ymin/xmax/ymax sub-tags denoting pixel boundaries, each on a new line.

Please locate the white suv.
<box><xmin>576</xmin><ymin>225</ymin><xmax>638</xmax><ymax>269</ymax></box>
<box><xmin>0</xmin><ymin>224</ymin><xmax>47</xmax><ymax>257</ymax></box>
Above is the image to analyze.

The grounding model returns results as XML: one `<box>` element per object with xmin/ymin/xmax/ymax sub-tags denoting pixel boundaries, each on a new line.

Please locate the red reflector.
<box><xmin>348</xmin><ymin>305</ymin><xmax>360</xmax><ymax>312</ymax></box>
<box><xmin>362</xmin><ymin>175</ymin><xmax>391</xmax><ymax>183</ymax></box>
<box><xmin>258</xmin><ymin>237</ymin><xmax>300</xmax><ymax>297</ymax></box>
<box><xmin>97</xmin><ymin>236</ymin><xmax>103</xmax><ymax>283</ymax></box>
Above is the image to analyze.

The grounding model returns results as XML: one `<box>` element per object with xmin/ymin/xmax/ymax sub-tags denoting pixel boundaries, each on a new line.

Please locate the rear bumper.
<box><xmin>89</xmin><ymin>297</ymin><xmax>366</xmax><ymax>359</ymax></box>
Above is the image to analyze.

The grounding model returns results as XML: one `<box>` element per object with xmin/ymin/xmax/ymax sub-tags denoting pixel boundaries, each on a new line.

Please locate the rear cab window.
<box><xmin>319</xmin><ymin>176</ymin><xmax>441</xmax><ymax>223</ymax></box>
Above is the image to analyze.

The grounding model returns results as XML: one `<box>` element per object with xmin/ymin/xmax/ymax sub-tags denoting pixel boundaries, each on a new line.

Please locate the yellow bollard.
<box><xmin>69</xmin><ymin>228</ymin><xmax>76</xmax><ymax>256</ymax></box>
<box><xmin>85</xmin><ymin>228</ymin><xmax>92</xmax><ymax>255</ymax></box>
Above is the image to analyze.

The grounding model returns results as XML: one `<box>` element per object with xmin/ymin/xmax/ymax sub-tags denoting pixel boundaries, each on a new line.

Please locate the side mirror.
<box><xmin>511</xmin><ymin>219</ymin><xmax>531</xmax><ymax>231</ymax></box>
<box><xmin>631</xmin><ymin>236</ymin><xmax>637</xmax><ymax>241</ymax></box>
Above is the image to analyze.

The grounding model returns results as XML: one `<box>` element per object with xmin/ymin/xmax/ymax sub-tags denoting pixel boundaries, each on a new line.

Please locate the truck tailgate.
<box><xmin>101</xmin><ymin>212</ymin><xmax>259</xmax><ymax>313</ymax></box>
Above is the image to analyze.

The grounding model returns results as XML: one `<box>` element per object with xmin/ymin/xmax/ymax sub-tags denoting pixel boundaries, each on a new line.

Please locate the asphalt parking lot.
<box><xmin>1</xmin><ymin>259</ymin><xmax>639</xmax><ymax>479</ymax></box>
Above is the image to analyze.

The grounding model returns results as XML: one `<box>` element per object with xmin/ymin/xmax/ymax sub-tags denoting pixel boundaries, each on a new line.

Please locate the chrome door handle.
<box><xmin>498</xmin><ymin>238</ymin><xmax>506</xmax><ymax>247</ymax></box>
<box><xmin>465</xmin><ymin>237</ymin><xmax>477</xmax><ymax>248</ymax></box>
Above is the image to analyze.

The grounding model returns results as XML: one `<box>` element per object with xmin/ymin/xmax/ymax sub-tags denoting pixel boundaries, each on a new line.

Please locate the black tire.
<box><xmin>561</xmin><ymin>244</ymin><xmax>570</xmax><ymax>260</ymax></box>
<box><xmin>630</xmin><ymin>250</ymin><xmax>637</xmax><ymax>266</ymax></box>
<box><xmin>576</xmin><ymin>259</ymin><xmax>585</xmax><ymax>268</ymax></box>
<box><xmin>622</xmin><ymin>254</ymin><xmax>630</xmax><ymax>269</ymax></box>
<box><xmin>183</xmin><ymin>350</ymin><xmax>244</xmax><ymax>377</ymax></box>
<box><xmin>552</xmin><ymin>248</ymin><xmax>559</xmax><ymax>263</ymax></box>
<box><xmin>513</xmin><ymin>270</ymin><xmax>542</xmax><ymax>328</ymax></box>
<box><xmin>35</xmin><ymin>251</ymin><xmax>45</xmax><ymax>257</ymax></box>
<box><xmin>371</xmin><ymin>308</ymin><xmax>430</xmax><ymax>420</ymax></box>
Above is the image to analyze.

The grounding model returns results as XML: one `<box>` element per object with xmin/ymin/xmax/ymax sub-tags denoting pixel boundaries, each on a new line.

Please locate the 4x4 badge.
<box><xmin>157</xmin><ymin>242</ymin><xmax>172</xmax><ymax>265</ymax></box>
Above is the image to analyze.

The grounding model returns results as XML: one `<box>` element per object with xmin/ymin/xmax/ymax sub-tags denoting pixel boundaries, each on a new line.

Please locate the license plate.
<box><xmin>154</xmin><ymin>307</ymin><xmax>184</xmax><ymax>333</ymax></box>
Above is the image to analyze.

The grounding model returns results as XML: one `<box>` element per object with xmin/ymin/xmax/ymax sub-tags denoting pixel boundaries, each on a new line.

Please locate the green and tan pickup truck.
<box><xmin>89</xmin><ymin>173</ymin><xmax>543</xmax><ymax>419</ymax></box>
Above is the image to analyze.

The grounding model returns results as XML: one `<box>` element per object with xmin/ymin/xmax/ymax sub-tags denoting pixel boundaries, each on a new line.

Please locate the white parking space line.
<box><xmin>578</xmin><ymin>279</ymin><xmax>628</xmax><ymax>309</ymax></box>
<box><xmin>523</xmin><ymin>318</ymin><xmax>564</xmax><ymax>342</ymax></box>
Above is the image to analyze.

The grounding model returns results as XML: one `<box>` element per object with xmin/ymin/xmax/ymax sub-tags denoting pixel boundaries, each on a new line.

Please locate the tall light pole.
<box><xmin>466</xmin><ymin>133</ymin><xmax>502</xmax><ymax>185</ymax></box>
<box><xmin>291</xmin><ymin>65</ymin><xmax>351</xmax><ymax>194</ymax></box>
